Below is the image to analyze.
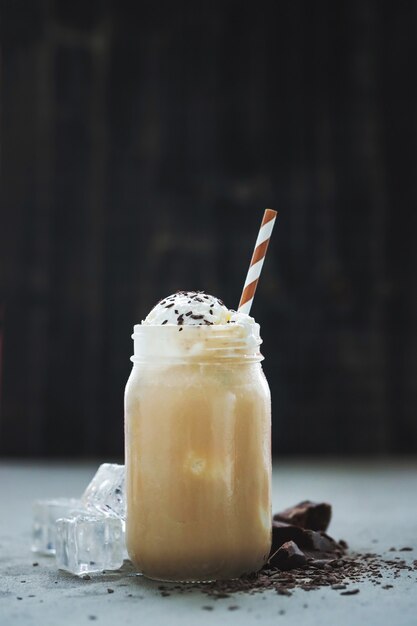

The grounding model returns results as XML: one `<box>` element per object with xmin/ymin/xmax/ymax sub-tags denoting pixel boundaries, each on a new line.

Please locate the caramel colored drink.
<box><xmin>125</xmin><ymin>292</ymin><xmax>272</xmax><ymax>581</ymax></box>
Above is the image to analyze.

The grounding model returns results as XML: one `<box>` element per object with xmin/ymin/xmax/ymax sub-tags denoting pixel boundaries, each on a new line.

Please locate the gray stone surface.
<box><xmin>0</xmin><ymin>460</ymin><xmax>416</xmax><ymax>626</ymax></box>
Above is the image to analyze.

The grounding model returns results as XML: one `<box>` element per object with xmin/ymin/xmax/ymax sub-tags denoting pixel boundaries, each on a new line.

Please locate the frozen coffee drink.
<box><xmin>125</xmin><ymin>291</ymin><xmax>272</xmax><ymax>582</ymax></box>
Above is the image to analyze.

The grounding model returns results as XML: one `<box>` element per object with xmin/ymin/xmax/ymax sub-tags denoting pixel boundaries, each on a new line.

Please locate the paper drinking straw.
<box><xmin>238</xmin><ymin>209</ymin><xmax>277</xmax><ymax>315</ymax></box>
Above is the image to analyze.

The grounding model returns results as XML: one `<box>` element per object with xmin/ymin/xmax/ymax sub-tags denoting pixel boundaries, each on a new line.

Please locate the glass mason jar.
<box><xmin>124</xmin><ymin>322</ymin><xmax>271</xmax><ymax>582</ymax></box>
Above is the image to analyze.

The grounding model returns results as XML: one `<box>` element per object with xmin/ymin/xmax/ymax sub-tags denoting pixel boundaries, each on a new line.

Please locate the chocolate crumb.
<box><xmin>82</xmin><ymin>574</ymin><xmax>91</xmax><ymax>580</ymax></box>
<box><xmin>162</xmin><ymin>320</ymin><xmax>168</xmax><ymax>325</ymax></box>
<box><xmin>17</xmin><ymin>597</ymin><xmax>23</xmax><ymax>600</ymax></box>
<box><xmin>160</xmin><ymin>591</ymin><xmax>171</xmax><ymax>597</ymax></box>
<box><xmin>32</xmin><ymin>562</ymin><xmax>39</xmax><ymax>567</ymax></box>
<box><xmin>202</xmin><ymin>606</ymin><xmax>213</xmax><ymax>611</ymax></box>
<box><xmin>165</xmin><ymin>303</ymin><xmax>175</xmax><ymax>308</ymax></box>
<box><xmin>107</xmin><ymin>588</ymin><xmax>114</xmax><ymax>594</ymax></box>
<box><xmin>88</xmin><ymin>617</ymin><xmax>97</xmax><ymax>621</ymax></box>
<box><xmin>340</xmin><ymin>589</ymin><xmax>360</xmax><ymax>596</ymax></box>
<box><xmin>382</xmin><ymin>584</ymin><xmax>393</xmax><ymax>589</ymax></box>
<box><xmin>179</xmin><ymin>327</ymin><xmax>183</xmax><ymax>331</ymax></box>
<box><xmin>228</xmin><ymin>606</ymin><xmax>240</xmax><ymax>610</ymax></box>
<box><xmin>399</xmin><ymin>547</ymin><xmax>413</xmax><ymax>551</ymax></box>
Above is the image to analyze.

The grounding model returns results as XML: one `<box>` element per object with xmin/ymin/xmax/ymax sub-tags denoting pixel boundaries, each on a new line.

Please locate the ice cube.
<box><xmin>82</xmin><ymin>463</ymin><xmax>125</xmax><ymax>519</ymax></box>
<box><xmin>32</xmin><ymin>498</ymin><xmax>84</xmax><ymax>555</ymax></box>
<box><xmin>55</xmin><ymin>513</ymin><xmax>125</xmax><ymax>575</ymax></box>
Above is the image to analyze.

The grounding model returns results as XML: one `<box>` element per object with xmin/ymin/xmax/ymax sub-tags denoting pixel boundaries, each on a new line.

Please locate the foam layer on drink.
<box><xmin>137</xmin><ymin>291</ymin><xmax>261</xmax><ymax>360</ymax></box>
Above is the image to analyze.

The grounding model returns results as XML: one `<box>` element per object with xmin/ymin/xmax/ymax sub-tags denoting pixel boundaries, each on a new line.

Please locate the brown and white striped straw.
<box><xmin>238</xmin><ymin>209</ymin><xmax>277</xmax><ymax>315</ymax></box>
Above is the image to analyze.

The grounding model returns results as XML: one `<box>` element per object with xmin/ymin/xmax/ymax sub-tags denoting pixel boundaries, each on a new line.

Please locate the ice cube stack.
<box><xmin>32</xmin><ymin>463</ymin><xmax>128</xmax><ymax>575</ymax></box>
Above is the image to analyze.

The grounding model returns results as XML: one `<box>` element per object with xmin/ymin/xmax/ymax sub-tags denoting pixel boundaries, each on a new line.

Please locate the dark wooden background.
<box><xmin>1</xmin><ymin>0</ymin><xmax>416</xmax><ymax>457</ymax></box>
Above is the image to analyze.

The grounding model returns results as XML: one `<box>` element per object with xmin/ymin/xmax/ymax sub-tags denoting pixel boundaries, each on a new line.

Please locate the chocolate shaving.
<box><xmin>162</xmin><ymin>320</ymin><xmax>168</xmax><ymax>325</ymax></box>
<box><xmin>190</xmin><ymin>314</ymin><xmax>204</xmax><ymax>320</ymax></box>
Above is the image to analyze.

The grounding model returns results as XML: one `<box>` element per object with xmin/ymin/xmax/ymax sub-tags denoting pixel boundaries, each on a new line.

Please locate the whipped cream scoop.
<box><xmin>142</xmin><ymin>291</ymin><xmax>256</xmax><ymax>327</ymax></box>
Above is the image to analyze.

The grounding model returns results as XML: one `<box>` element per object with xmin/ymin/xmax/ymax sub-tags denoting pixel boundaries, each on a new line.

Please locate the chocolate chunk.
<box><xmin>271</xmin><ymin>521</ymin><xmax>339</xmax><ymax>556</ymax></box>
<box><xmin>274</xmin><ymin>500</ymin><xmax>331</xmax><ymax>532</ymax></box>
<box><xmin>269</xmin><ymin>540</ymin><xmax>307</xmax><ymax>570</ymax></box>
